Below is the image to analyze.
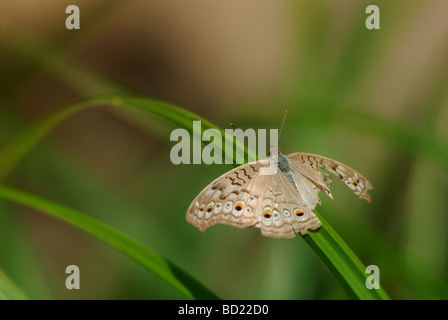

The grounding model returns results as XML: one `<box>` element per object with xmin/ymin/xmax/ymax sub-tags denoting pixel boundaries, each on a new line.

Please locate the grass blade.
<box><xmin>0</xmin><ymin>268</ymin><xmax>30</xmax><ymax>300</ymax></box>
<box><xmin>304</xmin><ymin>211</ymin><xmax>390</xmax><ymax>300</ymax></box>
<box><xmin>0</xmin><ymin>95</ymin><xmax>253</xmax><ymax>180</ymax></box>
<box><xmin>0</xmin><ymin>185</ymin><xmax>219</xmax><ymax>300</ymax></box>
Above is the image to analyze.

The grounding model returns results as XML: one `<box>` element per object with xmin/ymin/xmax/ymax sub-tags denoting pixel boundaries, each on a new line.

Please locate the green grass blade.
<box><xmin>0</xmin><ymin>185</ymin><xmax>219</xmax><ymax>300</ymax></box>
<box><xmin>0</xmin><ymin>95</ymin><xmax>253</xmax><ymax>180</ymax></box>
<box><xmin>0</xmin><ymin>268</ymin><xmax>30</xmax><ymax>300</ymax></box>
<box><xmin>304</xmin><ymin>211</ymin><xmax>390</xmax><ymax>300</ymax></box>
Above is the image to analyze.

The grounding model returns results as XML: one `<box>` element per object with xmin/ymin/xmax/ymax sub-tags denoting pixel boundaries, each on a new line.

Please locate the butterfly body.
<box><xmin>187</xmin><ymin>152</ymin><xmax>372</xmax><ymax>239</ymax></box>
<box><xmin>277</xmin><ymin>152</ymin><xmax>296</xmax><ymax>188</ymax></box>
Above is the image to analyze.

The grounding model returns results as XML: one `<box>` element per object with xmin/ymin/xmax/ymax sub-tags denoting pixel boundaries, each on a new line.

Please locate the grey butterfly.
<box><xmin>186</xmin><ymin>152</ymin><xmax>372</xmax><ymax>239</ymax></box>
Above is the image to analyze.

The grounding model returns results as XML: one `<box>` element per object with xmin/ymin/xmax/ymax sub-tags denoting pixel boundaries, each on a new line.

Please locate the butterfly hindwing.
<box><xmin>254</xmin><ymin>172</ymin><xmax>321</xmax><ymax>238</ymax></box>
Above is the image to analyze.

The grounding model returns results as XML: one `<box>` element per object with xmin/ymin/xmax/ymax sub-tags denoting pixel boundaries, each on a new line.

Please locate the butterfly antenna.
<box><xmin>278</xmin><ymin>109</ymin><xmax>287</xmax><ymax>140</ymax></box>
<box><xmin>230</xmin><ymin>123</ymin><xmax>270</xmax><ymax>147</ymax></box>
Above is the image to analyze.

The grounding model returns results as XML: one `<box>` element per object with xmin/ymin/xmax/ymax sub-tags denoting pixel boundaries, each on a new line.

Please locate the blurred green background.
<box><xmin>0</xmin><ymin>0</ymin><xmax>447</xmax><ymax>299</ymax></box>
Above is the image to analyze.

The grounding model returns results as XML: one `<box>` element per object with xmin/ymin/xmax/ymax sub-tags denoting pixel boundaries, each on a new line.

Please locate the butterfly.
<box><xmin>186</xmin><ymin>151</ymin><xmax>372</xmax><ymax>239</ymax></box>
<box><xmin>186</xmin><ymin>151</ymin><xmax>373</xmax><ymax>239</ymax></box>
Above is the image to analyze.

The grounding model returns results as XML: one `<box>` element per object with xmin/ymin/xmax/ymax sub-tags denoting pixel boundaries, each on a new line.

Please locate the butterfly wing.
<box><xmin>187</xmin><ymin>161</ymin><xmax>271</xmax><ymax>233</ymax></box>
<box><xmin>286</xmin><ymin>153</ymin><xmax>373</xmax><ymax>202</ymax></box>
<box><xmin>186</xmin><ymin>160</ymin><xmax>321</xmax><ymax>238</ymax></box>
<box><xmin>253</xmin><ymin>172</ymin><xmax>321</xmax><ymax>238</ymax></box>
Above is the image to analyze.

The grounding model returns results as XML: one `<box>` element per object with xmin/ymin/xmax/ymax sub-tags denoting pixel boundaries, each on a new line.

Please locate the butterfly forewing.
<box><xmin>286</xmin><ymin>153</ymin><xmax>373</xmax><ymax>202</ymax></box>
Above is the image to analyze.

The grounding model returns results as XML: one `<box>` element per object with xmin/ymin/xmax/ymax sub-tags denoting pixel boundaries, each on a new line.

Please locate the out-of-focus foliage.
<box><xmin>0</xmin><ymin>0</ymin><xmax>447</xmax><ymax>299</ymax></box>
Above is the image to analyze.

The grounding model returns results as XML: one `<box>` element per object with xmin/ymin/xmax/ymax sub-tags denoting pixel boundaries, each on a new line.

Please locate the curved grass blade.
<box><xmin>0</xmin><ymin>268</ymin><xmax>30</xmax><ymax>300</ymax></box>
<box><xmin>0</xmin><ymin>185</ymin><xmax>219</xmax><ymax>300</ymax></box>
<box><xmin>304</xmin><ymin>211</ymin><xmax>390</xmax><ymax>300</ymax></box>
<box><xmin>0</xmin><ymin>95</ymin><xmax>254</xmax><ymax>180</ymax></box>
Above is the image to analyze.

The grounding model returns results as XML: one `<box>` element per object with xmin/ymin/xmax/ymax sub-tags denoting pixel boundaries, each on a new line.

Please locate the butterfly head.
<box><xmin>268</xmin><ymin>144</ymin><xmax>282</xmax><ymax>157</ymax></box>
